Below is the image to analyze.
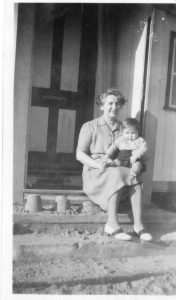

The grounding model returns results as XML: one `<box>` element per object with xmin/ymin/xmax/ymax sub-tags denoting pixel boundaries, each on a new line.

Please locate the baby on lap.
<box><xmin>103</xmin><ymin>118</ymin><xmax>148</xmax><ymax>178</ymax></box>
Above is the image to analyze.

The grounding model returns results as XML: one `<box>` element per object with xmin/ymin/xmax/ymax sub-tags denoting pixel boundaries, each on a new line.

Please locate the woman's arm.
<box><xmin>76</xmin><ymin>150</ymin><xmax>102</xmax><ymax>169</ymax></box>
<box><xmin>76</xmin><ymin>122</ymin><xmax>103</xmax><ymax>169</ymax></box>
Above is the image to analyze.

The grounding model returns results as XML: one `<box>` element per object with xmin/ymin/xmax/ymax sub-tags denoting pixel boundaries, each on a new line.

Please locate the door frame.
<box><xmin>140</xmin><ymin>10</ymin><xmax>155</xmax><ymax>136</ymax></box>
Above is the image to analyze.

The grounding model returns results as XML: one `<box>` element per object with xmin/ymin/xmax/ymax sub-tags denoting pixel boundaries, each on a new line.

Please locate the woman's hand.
<box><xmin>76</xmin><ymin>150</ymin><xmax>103</xmax><ymax>169</ymax></box>
<box><xmin>76</xmin><ymin>151</ymin><xmax>120</xmax><ymax>170</ymax></box>
<box><xmin>100</xmin><ymin>157</ymin><xmax>120</xmax><ymax>169</ymax></box>
<box><xmin>99</xmin><ymin>161</ymin><xmax>108</xmax><ymax>170</ymax></box>
<box><xmin>100</xmin><ymin>155</ymin><xmax>113</xmax><ymax>169</ymax></box>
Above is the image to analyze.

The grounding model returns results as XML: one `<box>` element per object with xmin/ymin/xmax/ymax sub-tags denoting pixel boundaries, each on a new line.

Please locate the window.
<box><xmin>165</xmin><ymin>31</ymin><xmax>176</xmax><ymax>111</ymax></box>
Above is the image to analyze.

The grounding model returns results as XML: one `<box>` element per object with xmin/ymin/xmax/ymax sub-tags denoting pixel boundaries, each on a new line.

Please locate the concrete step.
<box><xmin>13</xmin><ymin>207</ymin><xmax>176</xmax><ymax>226</ymax></box>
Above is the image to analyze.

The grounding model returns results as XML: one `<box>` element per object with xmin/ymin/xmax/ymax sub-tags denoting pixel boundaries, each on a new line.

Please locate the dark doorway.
<box><xmin>26</xmin><ymin>4</ymin><xmax>98</xmax><ymax>190</ymax></box>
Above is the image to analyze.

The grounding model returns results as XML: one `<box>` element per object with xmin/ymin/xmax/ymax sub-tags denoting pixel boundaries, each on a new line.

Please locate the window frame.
<box><xmin>164</xmin><ymin>31</ymin><xmax>176</xmax><ymax>111</ymax></box>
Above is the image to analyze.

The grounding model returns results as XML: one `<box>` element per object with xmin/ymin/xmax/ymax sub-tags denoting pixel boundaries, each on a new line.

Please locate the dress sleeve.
<box><xmin>76</xmin><ymin>122</ymin><xmax>92</xmax><ymax>154</ymax></box>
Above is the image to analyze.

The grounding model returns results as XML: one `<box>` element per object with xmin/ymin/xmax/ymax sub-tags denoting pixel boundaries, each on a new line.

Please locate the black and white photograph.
<box><xmin>1</xmin><ymin>0</ymin><xmax>176</xmax><ymax>297</ymax></box>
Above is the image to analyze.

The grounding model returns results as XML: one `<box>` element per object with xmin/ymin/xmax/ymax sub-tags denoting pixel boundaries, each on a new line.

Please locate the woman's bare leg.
<box><xmin>106</xmin><ymin>190</ymin><xmax>132</xmax><ymax>240</ymax></box>
<box><xmin>107</xmin><ymin>192</ymin><xmax>121</xmax><ymax>230</ymax></box>
<box><xmin>129</xmin><ymin>183</ymin><xmax>153</xmax><ymax>240</ymax></box>
<box><xmin>129</xmin><ymin>184</ymin><xmax>144</xmax><ymax>230</ymax></box>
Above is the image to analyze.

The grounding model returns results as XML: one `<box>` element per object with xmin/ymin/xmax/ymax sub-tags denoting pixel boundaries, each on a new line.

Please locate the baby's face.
<box><xmin>122</xmin><ymin>126</ymin><xmax>139</xmax><ymax>141</ymax></box>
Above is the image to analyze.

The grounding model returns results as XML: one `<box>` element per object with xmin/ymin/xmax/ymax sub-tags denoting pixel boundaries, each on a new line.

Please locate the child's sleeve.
<box><xmin>107</xmin><ymin>139</ymin><xmax>120</xmax><ymax>158</ymax></box>
<box><xmin>133</xmin><ymin>137</ymin><xmax>148</xmax><ymax>158</ymax></box>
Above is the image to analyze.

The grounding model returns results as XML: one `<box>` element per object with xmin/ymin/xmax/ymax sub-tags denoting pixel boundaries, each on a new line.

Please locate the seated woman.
<box><xmin>76</xmin><ymin>88</ymin><xmax>152</xmax><ymax>241</ymax></box>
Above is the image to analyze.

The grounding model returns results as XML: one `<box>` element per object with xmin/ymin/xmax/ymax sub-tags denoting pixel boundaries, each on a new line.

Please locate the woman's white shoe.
<box><xmin>134</xmin><ymin>226</ymin><xmax>153</xmax><ymax>241</ymax></box>
<box><xmin>104</xmin><ymin>223</ymin><xmax>132</xmax><ymax>241</ymax></box>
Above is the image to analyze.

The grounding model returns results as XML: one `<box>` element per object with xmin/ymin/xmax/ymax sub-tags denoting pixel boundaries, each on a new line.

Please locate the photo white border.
<box><xmin>1</xmin><ymin>0</ymin><xmax>176</xmax><ymax>299</ymax></box>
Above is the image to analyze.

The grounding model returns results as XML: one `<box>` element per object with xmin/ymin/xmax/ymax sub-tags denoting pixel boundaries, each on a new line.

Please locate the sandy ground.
<box><xmin>13</xmin><ymin>217</ymin><xmax>176</xmax><ymax>295</ymax></box>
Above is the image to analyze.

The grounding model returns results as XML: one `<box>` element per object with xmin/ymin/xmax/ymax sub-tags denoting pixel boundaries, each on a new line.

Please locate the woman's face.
<box><xmin>100</xmin><ymin>95</ymin><xmax>123</xmax><ymax>120</ymax></box>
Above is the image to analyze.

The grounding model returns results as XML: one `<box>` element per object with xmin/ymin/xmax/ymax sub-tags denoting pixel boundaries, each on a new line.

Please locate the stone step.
<box><xmin>13</xmin><ymin>207</ymin><xmax>176</xmax><ymax>226</ymax></box>
<box><xmin>14</xmin><ymin>212</ymin><xmax>132</xmax><ymax>225</ymax></box>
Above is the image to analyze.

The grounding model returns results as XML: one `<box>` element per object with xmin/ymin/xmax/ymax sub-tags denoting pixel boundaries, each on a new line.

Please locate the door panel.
<box><xmin>26</xmin><ymin>4</ymin><xmax>98</xmax><ymax>189</ymax></box>
<box><xmin>32</xmin><ymin>10</ymin><xmax>53</xmax><ymax>88</ymax></box>
<box><xmin>56</xmin><ymin>109</ymin><xmax>76</xmax><ymax>153</ymax></box>
<box><xmin>28</xmin><ymin>106</ymin><xmax>49</xmax><ymax>152</ymax></box>
<box><xmin>60</xmin><ymin>7</ymin><xmax>81</xmax><ymax>92</ymax></box>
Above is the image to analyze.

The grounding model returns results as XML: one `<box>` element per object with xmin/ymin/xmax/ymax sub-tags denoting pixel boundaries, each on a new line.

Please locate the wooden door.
<box><xmin>131</xmin><ymin>15</ymin><xmax>153</xmax><ymax>134</ymax></box>
<box><xmin>26</xmin><ymin>4</ymin><xmax>98</xmax><ymax>190</ymax></box>
<box><xmin>131</xmin><ymin>20</ymin><xmax>149</xmax><ymax>121</ymax></box>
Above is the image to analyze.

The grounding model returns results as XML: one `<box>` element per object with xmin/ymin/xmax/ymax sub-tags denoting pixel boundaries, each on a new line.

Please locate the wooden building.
<box><xmin>14</xmin><ymin>3</ymin><xmax>176</xmax><ymax>207</ymax></box>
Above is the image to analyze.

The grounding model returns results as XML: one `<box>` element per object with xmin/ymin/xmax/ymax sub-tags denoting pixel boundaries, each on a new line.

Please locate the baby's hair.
<box><xmin>122</xmin><ymin>118</ymin><xmax>140</xmax><ymax>132</ymax></box>
<box><xmin>96</xmin><ymin>88</ymin><xmax>127</xmax><ymax>107</ymax></box>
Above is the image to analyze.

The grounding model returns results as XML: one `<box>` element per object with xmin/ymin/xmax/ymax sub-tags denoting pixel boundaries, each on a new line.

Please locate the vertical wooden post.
<box><xmin>142</xmin><ymin>10</ymin><xmax>158</xmax><ymax>206</ymax></box>
<box><xmin>14</xmin><ymin>4</ymin><xmax>35</xmax><ymax>204</ymax></box>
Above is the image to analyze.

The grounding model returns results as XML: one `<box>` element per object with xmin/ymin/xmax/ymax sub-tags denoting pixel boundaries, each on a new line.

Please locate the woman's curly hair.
<box><xmin>96</xmin><ymin>88</ymin><xmax>127</xmax><ymax>107</ymax></box>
